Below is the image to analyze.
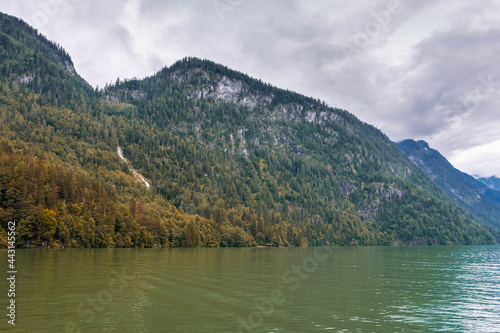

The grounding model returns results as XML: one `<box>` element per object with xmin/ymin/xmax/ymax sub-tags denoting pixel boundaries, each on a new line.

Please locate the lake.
<box><xmin>2</xmin><ymin>246</ymin><xmax>500</xmax><ymax>332</ymax></box>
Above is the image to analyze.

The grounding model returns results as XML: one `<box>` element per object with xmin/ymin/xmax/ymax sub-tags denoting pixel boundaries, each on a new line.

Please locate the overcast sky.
<box><xmin>2</xmin><ymin>0</ymin><xmax>500</xmax><ymax>177</ymax></box>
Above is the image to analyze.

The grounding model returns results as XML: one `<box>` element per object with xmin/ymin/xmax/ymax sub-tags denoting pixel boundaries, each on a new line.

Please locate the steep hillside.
<box><xmin>0</xmin><ymin>12</ymin><xmax>496</xmax><ymax>247</ymax></box>
<box><xmin>0</xmin><ymin>13</ymin><xmax>94</xmax><ymax>108</ymax></box>
<box><xmin>398</xmin><ymin>139</ymin><xmax>500</xmax><ymax>230</ymax></box>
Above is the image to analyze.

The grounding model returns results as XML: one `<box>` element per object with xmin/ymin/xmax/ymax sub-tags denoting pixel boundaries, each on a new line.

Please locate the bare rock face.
<box><xmin>377</xmin><ymin>187</ymin><xmax>403</xmax><ymax>200</ymax></box>
<box><xmin>358</xmin><ymin>201</ymin><xmax>379</xmax><ymax>221</ymax></box>
<box><xmin>19</xmin><ymin>74</ymin><xmax>34</xmax><ymax>85</ymax></box>
<box><xmin>215</xmin><ymin>76</ymin><xmax>243</xmax><ymax>101</ymax></box>
<box><xmin>271</xmin><ymin>103</ymin><xmax>303</xmax><ymax>123</ymax></box>
<box><xmin>64</xmin><ymin>61</ymin><xmax>76</xmax><ymax>75</ymax></box>
<box><xmin>305</xmin><ymin>110</ymin><xmax>339</xmax><ymax>124</ymax></box>
<box><xmin>170</xmin><ymin>70</ymin><xmax>271</xmax><ymax>110</ymax></box>
<box><xmin>211</xmin><ymin>76</ymin><xmax>269</xmax><ymax>109</ymax></box>
<box><xmin>355</xmin><ymin>187</ymin><xmax>404</xmax><ymax>221</ymax></box>
<box><xmin>340</xmin><ymin>182</ymin><xmax>356</xmax><ymax>196</ymax></box>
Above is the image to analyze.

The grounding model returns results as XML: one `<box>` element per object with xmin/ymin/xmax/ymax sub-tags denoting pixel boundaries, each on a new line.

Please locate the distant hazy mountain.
<box><xmin>0</xmin><ymin>11</ymin><xmax>497</xmax><ymax>247</ymax></box>
<box><xmin>477</xmin><ymin>176</ymin><xmax>500</xmax><ymax>192</ymax></box>
<box><xmin>398</xmin><ymin>139</ymin><xmax>500</xmax><ymax>230</ymax></box>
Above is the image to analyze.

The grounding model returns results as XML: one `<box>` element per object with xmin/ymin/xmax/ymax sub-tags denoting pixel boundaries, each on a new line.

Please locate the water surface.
<box><xmin>2</xmin><ymin>246</ymin><xmax>500</xmax><ymax>332</ymax></box>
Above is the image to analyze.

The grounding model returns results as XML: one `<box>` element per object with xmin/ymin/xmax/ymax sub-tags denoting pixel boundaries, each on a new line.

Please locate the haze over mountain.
<box><xmin>0</xmin><ymin>12</ymin><xmax>497</xmax><ymax>248</ymax></box>
<box><xmin>477</xmin><ymin>176</ymin><xmax>500</xmax><ymax>192</ymax></box>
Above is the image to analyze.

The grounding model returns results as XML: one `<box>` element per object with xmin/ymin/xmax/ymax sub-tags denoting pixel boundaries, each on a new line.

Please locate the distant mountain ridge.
<box><xmin>477</xmin><ymin>176</ymin><xmax>500</xmax><ymax>192</ymax></box>
<box><xmin>398</xmin><ymin>139</ymin><xmax>500</xmax><ymax>230</ymax></box>
<box><xmin>0</xmin><ymin>11</ymin><xmax>497</xmax><ymax>247</ymax></box>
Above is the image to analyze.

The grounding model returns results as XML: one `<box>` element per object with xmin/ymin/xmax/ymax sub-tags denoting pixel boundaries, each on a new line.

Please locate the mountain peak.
<box><xmin>1</xmin><ymin>11</ymin><xmax>93</xmax><ymax>106</ymax></box>
<box><xmin>107</xmin><ymin>55</ymin><xmax>346</xmax><ymax>129</ymax></box>
<box><xmin>0</xmin><ymin>11</ymin><xmax>76</xmax><ymax>77</ymax></box>
<box><xmin>398</xmin><ymin>139</ymin><xmax>430</xmax><ymax>151</ymax></box>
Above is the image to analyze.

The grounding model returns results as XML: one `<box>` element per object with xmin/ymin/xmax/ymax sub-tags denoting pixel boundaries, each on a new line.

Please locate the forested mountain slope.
<box><xmin>398</xmin><ymin>139</ymin><xmax>500</xmax><ymax>230</ymax></box>
<box><xmin>0</xmin><ymin>12</ymin><xmax>496</xmax><ymax>247</ymax></box>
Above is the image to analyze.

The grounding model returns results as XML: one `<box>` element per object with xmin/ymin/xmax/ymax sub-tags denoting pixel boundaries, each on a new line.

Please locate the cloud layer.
<box><xmin>1</xmin><ymin>0</ymin><xmax>499</xmax><ymax>176</ymax></box>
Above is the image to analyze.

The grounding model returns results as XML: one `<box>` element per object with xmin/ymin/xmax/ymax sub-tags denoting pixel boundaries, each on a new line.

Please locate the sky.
<box><xmin>1</xmin><ymin>0</ymin><xmax>500</xmax><ymax>177</ymax></box>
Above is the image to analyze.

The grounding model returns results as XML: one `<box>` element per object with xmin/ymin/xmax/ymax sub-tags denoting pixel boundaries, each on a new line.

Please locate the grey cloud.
<box><xmin>399</xmin><ymin>28</ymin><xmax>500</xmax><ymax>143</ymax></box>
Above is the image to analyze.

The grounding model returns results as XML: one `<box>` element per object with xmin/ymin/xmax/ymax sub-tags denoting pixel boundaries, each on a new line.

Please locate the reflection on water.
<box><xmin>1</xmin><ymin>246</ymin><xmax>499</xmax><ymax>332</ymax></box>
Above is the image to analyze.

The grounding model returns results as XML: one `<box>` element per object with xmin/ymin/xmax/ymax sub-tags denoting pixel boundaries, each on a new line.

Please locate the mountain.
<box><xmin>398</xmin><ymin>139</ymin><xmax>500</xmax><ymax>230</ymax></box>
<box><xmin>0</xmin><ymin>13</ymin><xmax>93</xmax><ymax>105</ymax></box>
<box><xmin>0</xmin><ymin>11</ymin><xmax>496</xmax><ymax>248</ymax></box>
<box><xmin>477</xmin><ymin>176</ymin><xmax>500</xmax><ymax>192</ymax></box>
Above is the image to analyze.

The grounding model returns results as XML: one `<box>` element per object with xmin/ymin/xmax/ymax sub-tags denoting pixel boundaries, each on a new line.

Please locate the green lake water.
<box><xmin>1</xmin><ymin>246</ymin><xmax>500</xmax><ymax>332</ymax></box>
